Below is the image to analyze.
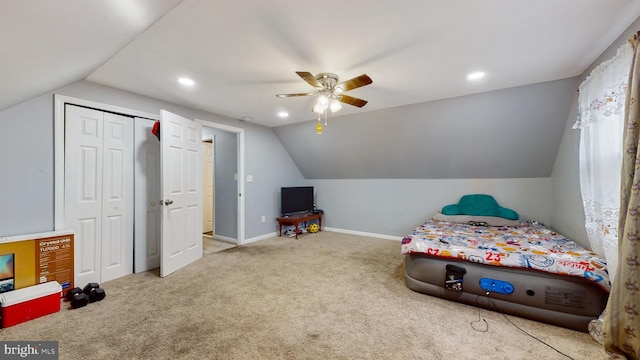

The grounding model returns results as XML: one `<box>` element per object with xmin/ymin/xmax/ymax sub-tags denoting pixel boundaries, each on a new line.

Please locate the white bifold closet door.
<box><xmin>64</xmin><ymin>105</ymin><xmax>134</xmax><ymax>285</ymax></box>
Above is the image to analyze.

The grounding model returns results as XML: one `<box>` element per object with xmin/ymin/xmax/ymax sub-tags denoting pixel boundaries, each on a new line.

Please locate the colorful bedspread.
<box><xmin>401</xmin><ymin>220</ymin><xmax>611</xmax><ymax>292</ymax></box>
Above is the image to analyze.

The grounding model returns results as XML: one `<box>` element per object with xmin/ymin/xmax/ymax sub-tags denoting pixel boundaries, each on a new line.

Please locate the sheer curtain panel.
<box><xmin>574</xmin><ymin>42</ymin><xmax>631</xmax><ymax>346</ymax></box>
<box><xmin>574</xmin><ymin>42</ymin><xmax>631</xmax><ymax>283</ymax></box>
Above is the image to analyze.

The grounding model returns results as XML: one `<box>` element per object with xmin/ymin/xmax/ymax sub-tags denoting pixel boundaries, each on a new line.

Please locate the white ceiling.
<box><xmin>3</xmin><ymin>0</ymin><xmax>640</xmax><ymax>127</ymax></box>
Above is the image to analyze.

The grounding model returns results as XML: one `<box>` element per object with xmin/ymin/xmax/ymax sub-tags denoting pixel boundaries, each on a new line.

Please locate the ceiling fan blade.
<box><xmin>338</xmin><ymin>94</ymin><xmax>368</xmax><ymax>108</ymax></box>
<box><xmin>276</xmin><ymin>92</ymin><xmax>315</xmax><ymax>98</ymax></box>
<box><xmin>336</xmin><ymin>74</ymin><xmax>372</xmax><ymax>92</ymax></box>
<box><xmin>296</xmin><ymin>71</ymin><xmax>322</xmax><ymax>88</ymax></box>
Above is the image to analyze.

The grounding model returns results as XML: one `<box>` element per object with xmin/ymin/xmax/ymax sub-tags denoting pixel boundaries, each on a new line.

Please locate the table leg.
<box><xmin>295</xmin><ymin>222</ymin><xmax>299</xmax><ymax>240</ymax></box>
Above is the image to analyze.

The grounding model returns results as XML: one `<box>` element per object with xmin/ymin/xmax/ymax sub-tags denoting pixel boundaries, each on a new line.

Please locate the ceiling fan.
<box><xmin>276</xmin><ymin>71</ymin><xmax>373</xmax><ymax>111</ymax></box>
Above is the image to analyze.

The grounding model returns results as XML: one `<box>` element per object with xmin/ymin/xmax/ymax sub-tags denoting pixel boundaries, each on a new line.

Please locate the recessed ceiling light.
<box><xmin>278</xmin><ymin>111</ymin><xmax>289</xmax><ymax>118</ymax></box>
<box><xmin>467</xmin><ymin>72</ymin><xmax>485</xmax><ymax>81</ymax></box>
<box><xmin>178</xmin><ymin>77</ymin><xmax>195</xmax><ymax>86</ymax></box>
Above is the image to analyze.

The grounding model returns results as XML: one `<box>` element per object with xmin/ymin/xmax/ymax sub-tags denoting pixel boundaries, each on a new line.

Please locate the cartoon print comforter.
<box><xmin>401</xmin><ymin>220</ymin><xmax>611</xmax><ymax>292</ymax></box>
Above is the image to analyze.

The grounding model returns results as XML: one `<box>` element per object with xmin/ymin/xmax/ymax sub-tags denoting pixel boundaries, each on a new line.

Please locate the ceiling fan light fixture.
<box><xmin>276</xmin><ymin>71</ymin><xmax>372</xmax><ymax>133</ymax></box>
<box><xmin>317</xmin><ymin>94</ymin><xmax>329</xmax><ymax>105</ymax></box>
<box><xmin>329</xmin><ymin>99</ymin><xmax>342</xmax><ymax>113</ymax></box>
<box><xmin>313</xmin><ymin>101</ymin><xmax>328</xmax><ymax>114</ymax></box>
<box><xmin>313</xmin><ymin>94</ymin><xmax>330</xmax><ymax>114</ymax></box>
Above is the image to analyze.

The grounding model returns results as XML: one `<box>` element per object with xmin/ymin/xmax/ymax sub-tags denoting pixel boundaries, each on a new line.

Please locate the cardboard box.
<box><xmin>0</xmin><ymin>281</ymin><xmax>61</xmax><ymax>328</ymax></box>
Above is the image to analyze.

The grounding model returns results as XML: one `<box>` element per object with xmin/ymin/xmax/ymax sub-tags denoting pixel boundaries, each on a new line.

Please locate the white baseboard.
<box><xmin>242</xmin><ymin>231</ymin><xmax>278</xmax><ymax>245</ymax></box>
<box><xmin>323</xmin><ymin>227</ymin><xmax>403</xmax><ymax>241</ymax></box>
<box><xmin>238</xmin><ymin>228</ymin><xmax>402</xmax><ymax>246</ymax></box>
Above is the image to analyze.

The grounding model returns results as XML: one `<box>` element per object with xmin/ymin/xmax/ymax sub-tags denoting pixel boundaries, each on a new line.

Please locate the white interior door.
<box><xmin>100</xmin><ymin>112</ymin><xmax>134</xmax><ymax>282</ymax></box>
<box><xmin>202</xmin><ymin>141</ymin><xmax>214</xmax><ymax>234</ymax></box>
<box><xmin>134</xmin><ymin>118</ymin><xmax>161</xmax><ymax>273</ymax></box>
<box><xmin>65</xmin><ymin>105</ymin><xmax>133</xmax><ymax>285</ymax></box>
<box><xmin>160</xmin><ymin>110</ymin><xmax>203</xmax><ymax>277</ymax></box>
<box><xmin>65</xmin><ymin>105</ymin><xmax>104</xmax><ymax>285</ymax></box>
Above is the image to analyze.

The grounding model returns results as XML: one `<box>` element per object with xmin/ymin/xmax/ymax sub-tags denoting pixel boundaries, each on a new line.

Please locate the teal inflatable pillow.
<box><xmin>441</xmin><ymin>194</ymin><xmax>519</xmax><ymax>220</ymax></box>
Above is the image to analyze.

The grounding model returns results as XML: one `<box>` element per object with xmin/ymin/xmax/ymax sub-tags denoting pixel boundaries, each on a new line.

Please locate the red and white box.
<box><xmin>0</xmin><ymin>281</ymin><xmax>62</xmax><ymax>328</ymax></box>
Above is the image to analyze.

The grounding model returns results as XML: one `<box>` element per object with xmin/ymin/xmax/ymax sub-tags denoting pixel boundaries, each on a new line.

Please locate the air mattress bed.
<box><xmin>401</xmin><ymin>209</ymin><xmax>609</xmax><ymax>332</ymax></box>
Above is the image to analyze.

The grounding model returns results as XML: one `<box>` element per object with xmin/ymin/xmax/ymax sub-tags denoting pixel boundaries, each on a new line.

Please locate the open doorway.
<box><xmin>198</xmin><ymin>120</ymin><xmax>245</xmax><ymax>252</ymax></box>
<box><xmin>202</xmin><ymin>138</ymin><xmax>214</xmax><ymax>238</ymax></box>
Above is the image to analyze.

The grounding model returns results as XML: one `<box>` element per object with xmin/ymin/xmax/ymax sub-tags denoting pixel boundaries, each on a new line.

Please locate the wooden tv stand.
<box><xmin>276</xmin><ymin>212</ymin><xmax>323</xmax><ymax>239</ymax></box>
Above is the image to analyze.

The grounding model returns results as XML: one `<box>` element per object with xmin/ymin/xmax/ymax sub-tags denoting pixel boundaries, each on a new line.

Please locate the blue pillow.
<box><xmin>441</xmin><ymin>194</ymin><xmax>519</xmax><ymax>220</ymax></box>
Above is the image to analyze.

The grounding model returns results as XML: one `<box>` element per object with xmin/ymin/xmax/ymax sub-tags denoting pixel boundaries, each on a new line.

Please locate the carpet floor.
<box><xmin>0</xmin><ymin>231</ymin><xmax>608</xmax><ymax>359</ymax></box>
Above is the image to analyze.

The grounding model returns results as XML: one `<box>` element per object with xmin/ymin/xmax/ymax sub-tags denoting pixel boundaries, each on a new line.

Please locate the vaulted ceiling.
<box><xmin>2</xmin><ymin>1</ymin><xmax>640</xmax><ymax>128</ymax></box>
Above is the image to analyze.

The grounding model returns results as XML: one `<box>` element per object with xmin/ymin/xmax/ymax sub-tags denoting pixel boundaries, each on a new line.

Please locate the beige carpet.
<box><xmin>203</xmin><ymin>237</ymin><xmax>236</xmax><ymax>254</ymax></box>
<box><xmin>1</xmin><ymin>232</ymin><xmax>608</xmax><ymax>360</ymax></box>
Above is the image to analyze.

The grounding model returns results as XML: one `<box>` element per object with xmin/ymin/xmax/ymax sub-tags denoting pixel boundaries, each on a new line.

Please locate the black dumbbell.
<box><xmin>70</xmin><ymin>292</ymin><xmax>90</xmax><ymax>309</ymax></box>
<box><xmin>83</xmin><ymin>282</ymin><xmax>106</xmax><ymax>302</ymax></box>
<box><xmin>65</xmin><ymin>287</ymin><xmax>83</xmax><ymax>302</ymax></box>
<box><xmin>66</xmin><ymin>287</ymin><xmax>90</xmax><ymax>309</ymax></box>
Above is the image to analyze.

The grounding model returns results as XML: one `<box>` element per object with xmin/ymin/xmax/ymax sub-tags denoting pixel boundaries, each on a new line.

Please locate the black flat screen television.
<box><xmin>0</xmin><ymin>253</ymin><xmax>15</xmax><ymax>294</ymax></box>
<box><xmin>281</xmin><ymin>186</ymin><xmax>314</xmax><ymax>216</ymax></box>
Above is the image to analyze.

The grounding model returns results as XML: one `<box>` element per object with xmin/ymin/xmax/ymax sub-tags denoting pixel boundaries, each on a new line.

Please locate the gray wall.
<box><xmin>0</xmin><ymin>95</ymin><xmax>54</xmax><ymax>236</ymax></box>
<box><xmin>0</xmin><ymin>80</ymin><xmax>305</xmax><ymax>240</ymax></box>
<box><xmin>274</xmin><ymin>78</ymin><xmax>577</xmax><ymax>179</ymax></box>
<box><xmin>242</xmin><ymin>124</ymin><xmax>310</xmax><ymax>237</ymax></box>
<box><xmin>550</xmin><ymin>15</ymin><xmax>640</xmax><ymax>248</ymax></box>
<box><xmin>310</xmin><ymin>178</ymin><xmax>551</xmax><ymax>238</ymax></box>
<box><xmin>549</xmin><ymin>93</ymin><xmax>586</xmax><ymax>245</ymax></box>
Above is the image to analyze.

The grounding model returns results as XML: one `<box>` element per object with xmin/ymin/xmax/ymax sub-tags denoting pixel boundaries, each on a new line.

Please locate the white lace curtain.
<box><xmin>573</xmin><ymin>42</ymin><xmax>632</xmax><ymax>282</ymax></box>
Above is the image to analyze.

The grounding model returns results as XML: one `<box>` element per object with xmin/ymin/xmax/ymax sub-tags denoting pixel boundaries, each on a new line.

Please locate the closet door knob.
<box><xmin>165</xmin><ymin>199</ymin><xmax>173</xmax><ymax>205</ymax></box>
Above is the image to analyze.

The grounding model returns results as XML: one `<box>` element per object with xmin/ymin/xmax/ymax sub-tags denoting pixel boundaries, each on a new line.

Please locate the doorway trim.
<box><xmin>196</xmin><ymin>119</ymin><xmax>245</xmax><ymax>245</ymax></box>
<box><xmin>53</xmin><ymin>94</ymin><xmax>158</xmax><ymax>230</ymax></box>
